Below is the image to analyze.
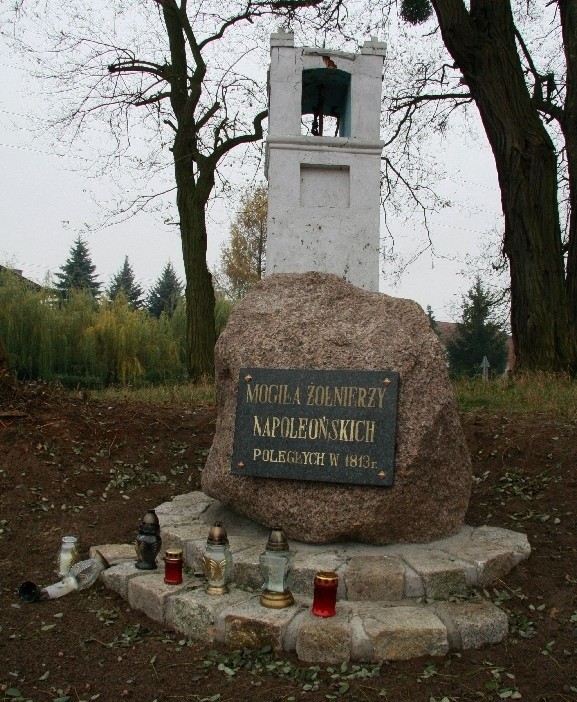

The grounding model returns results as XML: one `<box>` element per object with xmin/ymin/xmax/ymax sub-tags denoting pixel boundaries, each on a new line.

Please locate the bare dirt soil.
<box><xmin>1</xmin><ymin>380</ymin><xmax>576</xmax><ymax>702</ymax></box>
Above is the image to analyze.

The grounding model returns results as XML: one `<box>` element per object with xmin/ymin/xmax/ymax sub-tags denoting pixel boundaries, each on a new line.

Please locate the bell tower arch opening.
<box><xmin>301</xmin><ymin>67</ymin><xmax>352</xmax><ymax>137</ymax></box>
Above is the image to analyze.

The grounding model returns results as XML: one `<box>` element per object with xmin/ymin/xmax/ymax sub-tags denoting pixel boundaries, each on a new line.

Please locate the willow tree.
<box><xmin>11</xmin><ymin>0</ymin><xmax>323</xmax><ymax>379</ymax></box>
<box><xmin>393</xmin><ymin>0</ymin><xmax>577</xmax><ymax>372</ymax></box>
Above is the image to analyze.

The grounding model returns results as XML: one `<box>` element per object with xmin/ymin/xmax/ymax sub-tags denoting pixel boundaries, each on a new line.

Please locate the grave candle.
<box><xmin>312</xmin><ymin>571</ymin><xmax>338</xmax><ymax>617</ymax></box>
<box><xmin>164</xmin><ymin>548</ymin><xmax>183</xmax><ymax>584</ymax></box>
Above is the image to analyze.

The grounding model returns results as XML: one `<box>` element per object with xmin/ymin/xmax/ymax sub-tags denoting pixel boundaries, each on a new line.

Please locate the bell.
<box><xmin>202</xmin><ymin>522</ymin><xmax>233</xmax><ymax>595</ymax></box>
<box><xmin>135</xmin><ymin>509</ymin><xmax>162</xmax><ymax>570</ymax></box>
<box><xmin>259</xmin><ymin>527</ymin><xmax>294</xmax><ymax>609</ymax></box>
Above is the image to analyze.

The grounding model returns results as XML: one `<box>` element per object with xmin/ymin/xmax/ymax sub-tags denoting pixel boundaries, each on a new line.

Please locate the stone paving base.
<box><xmin>91</xmin><ymin>491</ymin><xmax>530</xmax><ymax>663</ymax></box>
<box><xmin>93</xmin><ymin>560</ymin><xmax>509</xmax><ymax>662</ymax></box>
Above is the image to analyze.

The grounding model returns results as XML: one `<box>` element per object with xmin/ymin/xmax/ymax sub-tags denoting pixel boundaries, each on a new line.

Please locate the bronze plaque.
<box><xmin>231</xmin><ymin>368</ymin><xmax>398</xmax><ymax>486</ymax></box>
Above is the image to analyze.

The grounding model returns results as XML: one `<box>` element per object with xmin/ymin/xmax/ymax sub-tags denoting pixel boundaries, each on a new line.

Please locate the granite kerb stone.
<box><xmin>89</xmin><ymin>543</ymin><xmax>137</xmax><ymax>568</ymax></box>
<box><xmin>166</xmin><ymin>587</ymin><xmax>252</xmax><ymax>642</ymax></box>
<box><xmin>100</xmin><ymin>560</ymin><xmax>149</xmax><ymax>600</ymax></box>
<box><xmin>128</xmin><ymin>572</ymin><xmax>192</xmax><ymax>623</ymax></box>
<box><xmin>434</xmin><ymin>600</ymin><xmax>509</xmax><ymax>650</ymax></box>
<box><xmin>155</xmin><ymin>493</ymin><xmax>214</xmax><ymax>527</ymax></box>
<box><xmin>296</xmin><ymin>609</ymin><xmax>353</xmax><ymax>663</ymax></box>
<box><xmin>224</xmin><ymin>597</ymin><xmax>308</xmax><ymax>651</ymax></box>
<box><xmin>355</xmin><ymin>602</ymin><xmax>450</xmax><ymax>660</ymax></box>
<box><xmin>94</xmin><ymin>548</ymin><xmax>514</xmax><ymax>661</ymax></box>
<box><xmin>153</xmin><ymin>493</ymin><xmax>531</xmax><ymax>600</ymax></box>
<box><xmin>345</xmin><ymin>555</ymin><xmax>405</xmax><ymax>601</ymax></box>
<box><xmin>159</xmin><ymin>524</ymin><xmax>207</xmax><ymax>571</ymax></box>
<box><xmin>90</xmin><ymin>498</ymin><xmax>529</xmax><ymax>662</ymax></box>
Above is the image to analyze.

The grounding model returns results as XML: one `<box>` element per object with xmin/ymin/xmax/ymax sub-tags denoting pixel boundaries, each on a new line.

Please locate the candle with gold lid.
<box><xmin>164</xmin><ymin>548</ymin><xmax>183</xmax><ymax>584</ymax></box>
<box><xmin>259</xmin><ymin>527</ymin><xmax>294</xmax><ymax>609</ymax></box>
<box><xmin>203</xmin><ymin>522</ymin><xmax>233</xmax><ymax>594</ymax></box>
<box><xmin>312</xmin><ymin>571</ymin><xmax>338</xmax><ymax>617</ymax></box>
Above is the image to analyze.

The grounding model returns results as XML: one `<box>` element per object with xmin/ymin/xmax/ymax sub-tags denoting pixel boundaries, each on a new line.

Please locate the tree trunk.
<box><xmin>560</xmin><ymin>0</ymin><xmax>577</xmax><ymax>328</ymax></box>
<box><xmin>173</xmin><ymin>143</ymin><xmax>216</xmax><ymax>381</ymax></box>
<box><xmin>432</xmin><ymin>0</ymin><xmax>577</xmax><ymax>371</ymax></box>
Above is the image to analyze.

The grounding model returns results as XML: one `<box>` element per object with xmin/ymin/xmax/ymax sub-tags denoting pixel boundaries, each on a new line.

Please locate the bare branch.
<box><xmin>391</xmin><ymin>92</ymin><xmax>471</xmax><ymax>113</ymax></box>
<box><xmin>196</xmin><ymin>102</ymin><xmax>221</xmax><ymax>132</ymax></box>
<box><xmin>132</xmin><ymin>92</ymin><xmax>172</xmax><ymax>107</ymax></box>
<box><xmin>214</xmin><ymin>108</ymin><xmax>268</xmax><ymax>161</ymax></box>
<box><xmin>514</xmin><ymin>27</ymin><xmax>564</xmax><ymax>125</ymax></box>
<box><xmin>108</xmin><ymin>60</ymin><xmax>167</xmax><ymax>80</ymax></box>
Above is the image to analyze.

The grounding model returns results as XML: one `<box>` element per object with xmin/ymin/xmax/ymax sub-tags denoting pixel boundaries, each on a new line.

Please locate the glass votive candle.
<box><xmin>312</xmin><ymin>571</ymin><xmax>338</xmax><ymax>617</ymax></box>
<box><xmin>56</xmin><ymin>536</ymin><xmax>80</xmax><ymax>576</ymax></box>
<box><xmin>164</xmin><ymin>548</ymin><xmax>183</xmax><ymax>584</ymax></box>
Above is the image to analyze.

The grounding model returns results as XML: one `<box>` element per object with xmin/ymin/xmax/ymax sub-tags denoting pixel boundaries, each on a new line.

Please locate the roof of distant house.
<box><xmin>0</xmin><ymin>264</ymin><xmax>45</xmax><ymax>292</ymax></box>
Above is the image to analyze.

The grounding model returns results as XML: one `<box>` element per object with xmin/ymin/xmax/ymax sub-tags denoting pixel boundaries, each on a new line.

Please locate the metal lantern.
<box><xmin>202</xmin><ymin>522</ymin><xmax>233</xmax><ymax>595</ymax></box>
<box><xmin>135</xmin><ymin>509</ymin><xmax>162</xmax><ymax>570</ymax></box>
<box><xmin>259</xmin><ymin>527</ymin><xmax>294</xmax><ymax>609</ymax></box>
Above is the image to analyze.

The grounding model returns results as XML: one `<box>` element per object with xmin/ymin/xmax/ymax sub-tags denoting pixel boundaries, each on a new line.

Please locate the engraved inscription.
<box><xmin>232</xmin><ymin>368</ymin><xmax>398</xmax><ymax>486</ymax></box>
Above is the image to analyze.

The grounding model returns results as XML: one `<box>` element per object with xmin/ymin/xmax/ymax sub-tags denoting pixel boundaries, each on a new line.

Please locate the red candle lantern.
<box><xmin>164</xmin><ymin>548</ymin><xmax>183</xmax><ymax>584</ymax></box>
<box><xmin>312</xmin><ymin>571</ymin><xmax>338</xmax><ymax>617</ymax></box>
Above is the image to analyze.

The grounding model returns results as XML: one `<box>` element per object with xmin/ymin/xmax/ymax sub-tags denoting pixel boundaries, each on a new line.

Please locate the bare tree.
<box><xmin>385</xmin><ymin>0</ymin><xmax>577</xmax><ymax>372</ymax></box>
<box><xmin>9</xmin><ymin>0</ymin><xmax>325</xmax><ymax>379</ymax></box>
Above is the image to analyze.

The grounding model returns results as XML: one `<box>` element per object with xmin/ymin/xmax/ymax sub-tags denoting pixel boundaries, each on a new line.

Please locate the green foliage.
<box><xmin>146</xmin><ymin>261</ymin><xmax>183</xmax><ymax>318</ymax></box>
<box><xmin>454</xmin><ymin>372</ymin><xmax>577</xmax><ymax>417</ymax></box>
<box><xmin>94</xmin><ymin>379</ymin><xmax>215</xmax><ymax>405</ymax></box>
<box><xmin>0</xmin><ymin>266</ymin><xmax>234</xmax><ymax>387</ymax></box>
<box><xmin>0</xmin><ymin>268</ymin><xmax>185</xmax><ymax>386</ymax></box>
<box><xmin>0</xmin><ymin>268</ymin><xmax>57</xmax><ymax>379</ymax></box>
<box><xmin>447</xmin><ymin>278</ymin><xmax>509</xmax><ymax>377</ymax></box>
<box><xmin>108</xmin><ymin>256</ymin><xmax>144</xmax><ymax>308</ymax></box>
<box><xmin>54</xmin><ymin>236</ymin><xmax>101</xmax><ymax>298</ymax></box>
<box><xmin>87</xmin><ymin>297</ymin><xmax>184</xmax><ymax>385</ymax></box>
<box><xmin>400</xmin><ymin>0</ymin><xmax>432</xmax><ymax>25</ymax></box>
<box><xmin>214</xmin><ymin>296</ymin><xmax>234</xmax><ymax>337</ymax></box>
<box><xmin>51</xmin><ymin>287</ymin><xmax>101</xmax><ymax>384</ymax></box>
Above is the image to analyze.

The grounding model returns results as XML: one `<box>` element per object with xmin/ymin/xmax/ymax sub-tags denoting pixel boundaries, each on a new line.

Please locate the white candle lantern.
<box><xmin>202</xmin><ymin>522</ymin><xmax>233</xmax><ymax>595</ymax></box>
<box><xmin>259</xmin><ymin>527</ymin><xmax>294</xmax><ymax>608</ymax></box>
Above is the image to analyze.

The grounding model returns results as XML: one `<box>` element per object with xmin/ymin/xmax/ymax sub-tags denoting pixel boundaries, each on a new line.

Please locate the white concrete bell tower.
<box><xmin>265</xmin><ymin>31</ymin><xmax>386</xmax><ymax>291</ymax></box>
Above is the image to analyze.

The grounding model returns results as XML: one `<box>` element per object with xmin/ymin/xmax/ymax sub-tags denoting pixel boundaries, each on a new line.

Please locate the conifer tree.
<box><xmin>446</xmin><ymin>278</ymin><xmax>509</xmax><ymax>377</ymax></box>
<box><xmin>146</xmin><ymin>262</ymin><xmax>183</xmax><ymax>318</ymax></box>
<box><xmin>108</xmin><ymin>256</ymin><xmax>144</xmax><ymax>309</ymax></box>
<box><xmin>54</xmin><ymin>236</ymin><xmax>101</xmax><ymax>298</ymax></box>
<box><xmin>426</xmin><ymin>305</ymin><xmax>439</xmax><ymax>334</ymax></box>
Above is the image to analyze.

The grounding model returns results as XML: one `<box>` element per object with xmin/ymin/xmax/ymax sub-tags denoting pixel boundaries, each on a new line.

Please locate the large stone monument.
<box><xmin>202</xmin><ymin>272</ymin><xmax>472</xmax><ymax>544</ymax></box>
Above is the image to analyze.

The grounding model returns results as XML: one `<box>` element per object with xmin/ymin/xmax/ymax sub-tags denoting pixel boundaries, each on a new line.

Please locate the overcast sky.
<box><xmin>0</xmin><ymin>26</ymin><xmax>503</xmax><ymax>321</ymax></box>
